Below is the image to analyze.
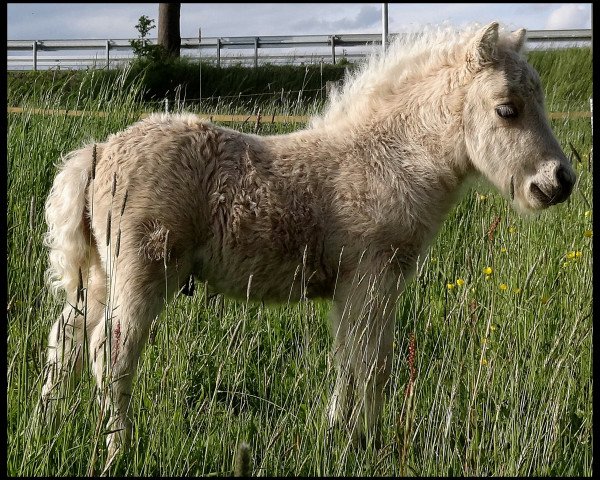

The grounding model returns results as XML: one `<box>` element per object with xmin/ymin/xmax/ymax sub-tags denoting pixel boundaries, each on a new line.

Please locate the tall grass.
<box><xmin>7</xmin><ymin>59</ymin><xmax>346</xmax><ymax>110</ymax></box>
<box><xmin>527</xmin><ymin>47</ymin><xmax>592</xmax><ymax>112</ymax></box>
<box><xmin>6</xmin><ymin>50</ymin><xmax>592</xmax><ymax>476</ymax></box>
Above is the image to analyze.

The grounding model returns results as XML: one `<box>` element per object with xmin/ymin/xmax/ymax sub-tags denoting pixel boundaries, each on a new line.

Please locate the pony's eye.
<box><xmin>495</xmin><ymin>104</ymin><xmax>518</xmax><ymax>119</ymax></box>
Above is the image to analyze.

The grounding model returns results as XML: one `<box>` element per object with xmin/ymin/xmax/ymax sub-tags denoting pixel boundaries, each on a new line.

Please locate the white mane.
<box><xmin>310</xmin><ymin>23</ymin><xmax>519</xmax><ymax>128</ymax></box>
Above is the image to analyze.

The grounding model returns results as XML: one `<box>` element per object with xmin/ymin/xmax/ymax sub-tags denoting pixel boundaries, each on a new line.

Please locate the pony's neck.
<box><xmin>323</xmin><ymin>64</ymin><xmax>475</xmax><ymax>241</ymax></box>
<box><xmin>346</xmin><ymin>63</ymin><xmax>473</xmax><ymax>187</ymax></box>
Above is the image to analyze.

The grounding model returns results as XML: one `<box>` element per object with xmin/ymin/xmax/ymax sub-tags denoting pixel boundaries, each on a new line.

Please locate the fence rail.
<box><xmin>7</xmin><ymin>29</ymin><xmax>592</xmax><ymax>71</ymax></box>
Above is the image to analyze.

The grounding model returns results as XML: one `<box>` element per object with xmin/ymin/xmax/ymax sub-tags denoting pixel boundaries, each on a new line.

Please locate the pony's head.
<box><xmin>462</xmin><ymin>22</ymin><xmax>576</xmax><ymax>212</ymax></box>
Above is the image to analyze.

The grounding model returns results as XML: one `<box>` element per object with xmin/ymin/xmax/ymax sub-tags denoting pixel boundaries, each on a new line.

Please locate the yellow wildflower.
<box><xmin>509</xmin><ymin>226</ymin><xmax>517</xmax><ymax>234</ymax></box>
<box><xmin>584</xmin><ymin>229</ymin><xmax>593</xmax><ymax>238</ymax></box>
<box><xmin>447</xmin><ymin>283</ymin><xmax>455</xmax><ymax>290</ymax></box>
<box><xmin>541</xmin><ymin>295</ymin><xmax>550</xmax><ymax>305</ymax></box>
<box><xmin>513</xmin><ymin>287</ymin><xmax>522</xmax><ymax>294</ymax></box>
<box><xmin>490</xmin><ymin>324</ymin><xmax>497</xmax><ymax>331</ymax></box>
<box><xmin>483</xmin><ymin>266</ymin><xmax>493</xmax><ymax>275</ymax></box>
<box><xmin>456</xmin><ymin>278</ymin><xmax>465</xmax><ymax>286</ymax></box>
<box><xmin>500</xmin><ymin>246</ymin><xmax>507</xmax><ymax>253</ymax></box>
<box><xmin>499</xmin><ymin>283</ymin><xmax>508</xmax><ymax>291</ymax></box>
<box><xmin>480</xmin><ymin>358</ymin><xmax>488</xmax><ymax>366</ymax></box>
<box><xmin>566</xmin><ymin>251</ymin><xmax>576</xmax><ymax>260</ymax></box>
<box><xmin>584</xmin><ymin>210</ymin><xmax>591</xmax><ymax>217</ymax></box>
<box><xmin>575</xmin><ymin>251</ymin><xmax>582</xmax><ymax>258</ymax></box>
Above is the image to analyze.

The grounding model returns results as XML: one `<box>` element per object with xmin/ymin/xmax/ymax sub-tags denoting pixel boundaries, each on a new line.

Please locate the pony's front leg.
<box><xmin>328</xmin><ymin>300</ymin><xmax>353</xmax><ymax>429</ymax></box>
<box><xmin>329</xmin><ymin>271</ymin><xmax>397</xmax><ymax>446</ymax></box>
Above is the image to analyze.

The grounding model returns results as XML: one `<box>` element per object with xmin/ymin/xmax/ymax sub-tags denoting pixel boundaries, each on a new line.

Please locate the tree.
<box><xmin>130</xmin><ymin>15</ymin><xmax>157</xmax><ymax>59</ymax></box>
<box><xmin>158</xmin><ymin>3</ymin><xmax>181</xmax><ymax>59</ymax></box>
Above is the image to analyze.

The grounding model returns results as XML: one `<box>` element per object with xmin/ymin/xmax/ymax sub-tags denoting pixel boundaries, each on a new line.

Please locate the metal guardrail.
<box><xmin>7</xmin><ymin>29</ymin><xmax>592</xmax><ymax>71</ymax></box>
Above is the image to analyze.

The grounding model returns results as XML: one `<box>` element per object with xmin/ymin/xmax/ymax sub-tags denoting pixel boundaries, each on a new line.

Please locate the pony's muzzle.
<box><xmin>529</xmin><ymin>164</ymin><xmax>575</xmax><ymax>207</ymax></box>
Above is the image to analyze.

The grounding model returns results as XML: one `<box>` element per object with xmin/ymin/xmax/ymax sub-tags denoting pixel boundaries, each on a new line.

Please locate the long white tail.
<box><xmin>44</xmin><ymin>144</ymin><xmax>97</xmax><ymax>301</ymax></box>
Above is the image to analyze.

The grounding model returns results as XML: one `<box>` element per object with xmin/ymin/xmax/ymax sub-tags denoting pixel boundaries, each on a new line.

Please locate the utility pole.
<box><xmin>382</xmin><ymin>3</ymin><xmax>389</xmax><ymax>53</ymax></box>
<box><xmin>198</xmin><ymin>28</ymin><xmax>202</xmax><ymax>107</ymax></box>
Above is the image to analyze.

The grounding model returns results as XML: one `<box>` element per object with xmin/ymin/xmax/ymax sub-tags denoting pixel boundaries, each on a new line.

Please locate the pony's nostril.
<box><xmin>529</xmin><ymin>182</ymin><xmax>550</xmax><ymax>204</ymax></box>
<box><xmin>552</xmin><ymin>165</ymin><xmax>575</xmax><ymax>204</ymax></box>
<box><xmin>556</xmin><ymin>165</ymin><xmax>574</xmax><ymax>190</ymax></box>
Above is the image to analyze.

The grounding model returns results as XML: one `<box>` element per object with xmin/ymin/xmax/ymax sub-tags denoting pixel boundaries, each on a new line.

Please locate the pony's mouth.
<box><xmin>529</xmin><ymin>183</ymin><xmax>551</xmax><ymax>205</ymax></box>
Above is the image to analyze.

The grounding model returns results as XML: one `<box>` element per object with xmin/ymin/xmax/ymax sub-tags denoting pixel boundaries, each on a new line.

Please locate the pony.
<box><xmin>40</xmin><ymin>22</ymin><xmax>576</xmax><ymax>463</ymax></box>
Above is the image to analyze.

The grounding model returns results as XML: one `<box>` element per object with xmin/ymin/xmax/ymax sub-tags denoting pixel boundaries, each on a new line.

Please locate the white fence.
<box><xmin>7</xmin><ymin>29</ymin><xmax>592</xmax><ymax>71</ymax></box>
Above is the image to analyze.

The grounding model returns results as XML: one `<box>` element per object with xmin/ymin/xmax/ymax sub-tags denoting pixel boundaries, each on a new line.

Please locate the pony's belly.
<box><xmin>196</xmin><ymin>252</ymin><xmax>334</xmax><ymax>303</ymax></box>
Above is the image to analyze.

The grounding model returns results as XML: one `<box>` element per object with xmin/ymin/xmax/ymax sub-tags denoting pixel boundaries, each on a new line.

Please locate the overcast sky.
<box><xmin>7</xmin><ymin>3</ymin><xmax>592</xmax><ymax>40</ymax></box>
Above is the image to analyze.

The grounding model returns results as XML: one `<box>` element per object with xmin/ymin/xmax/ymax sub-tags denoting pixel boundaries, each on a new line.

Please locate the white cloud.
<box><xmin>545</xmin><ymin>4</ymin><xmax>591</xmax><ymax>29</ymax></box>
<box><xmin>293</xmin><ymin>5</ymin><xmax>381</xmax><ymax>33</ymax></box>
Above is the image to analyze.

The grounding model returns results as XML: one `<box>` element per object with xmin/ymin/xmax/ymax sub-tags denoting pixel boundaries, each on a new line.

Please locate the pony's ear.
<box><xmin>508</xmin><ymin>28</ymin><xmax>527</xmax><ymax>52</ymax></box>
<box><xmin>466</xmin><ymin>22</ymin><xmax>499</xmax><ymax>71</ymax></box>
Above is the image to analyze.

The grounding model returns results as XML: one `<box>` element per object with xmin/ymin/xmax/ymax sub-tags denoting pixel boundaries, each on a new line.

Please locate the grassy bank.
<box><xmin>7</xmin><ymin>49</ymin><xmax>593</xmax><ymax>476</ymax></box>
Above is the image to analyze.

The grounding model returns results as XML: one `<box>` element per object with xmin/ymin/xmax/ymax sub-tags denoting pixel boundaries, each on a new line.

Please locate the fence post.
<box><xmin>217</xmin><ymin>37</ymin><xmax>221</xmax><ymax>67</ymax></box>
<box><xmin>32</xmin><ymin>40</ymin><xmax>37</xmax><ymax>71</ymax></box>
<box><xmin>254</xmin><ymin>37</ymin><xmax>259</xmax><ymax>68</ymax></box>
<box><xmin>320</xmin><ymin>59</ymin><xmax>323</xmax><ymax>98</ymax></box>
<box><xmin>590</xmin><ymin>97</ymin><xmax>593</xmax><ymax>174</ymax></box>
<box><xmin>164</xmin><ymin>98</ymin><xmax>169</xmax><ymax>113</ymax></box>
<box><xmin>199</xmin><ymin>28</ymin><xmax>202</xmax><ymax>106</ymax></box>
<box><xmin>330</xmin><ymin>35</ymin><xmax>336</xmax><ymax>65</ymax></box>
<box><xmin>106</xmin><ymin>40</ymin><xmax>110</xmax><ymax>68</ymax></box>
<box><xmin>382</xmin><ymin>3</ymin><xmax>388</xmax><ymax>52</ymax></box>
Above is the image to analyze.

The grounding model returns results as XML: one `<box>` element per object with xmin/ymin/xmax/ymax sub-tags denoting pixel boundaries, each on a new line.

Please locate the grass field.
<box><xmin>6</xmin><ymin>48</ymin><xmax>593</xmax><ymax>476</ymax></box>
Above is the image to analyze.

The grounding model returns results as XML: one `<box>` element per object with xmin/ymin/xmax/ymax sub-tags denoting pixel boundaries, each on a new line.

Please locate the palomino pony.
<box><xmin>41</xmin><ymin>22</ymin><xmax>575</xmax><ymax>461</ymax></box>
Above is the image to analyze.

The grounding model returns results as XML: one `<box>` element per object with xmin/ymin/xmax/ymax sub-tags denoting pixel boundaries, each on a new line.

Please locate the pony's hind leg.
<box><xmin>89</xmin><ymin>273</ymin><xmax>161</xmax><ymax>461</ymax></box>
<box><xmin>41</xmin><ymin>304</ymin><xmax>85</xmax><ymax>413</ymax></box>
<box><xmin>88</xmin><ymin>243</ymin><xmax>191</xmax><ymax>463</ymax></box>
<box><xmin>41</xmin><ymin>265</ymin><xmax>106</xmax><ymax>418</ymax></box>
